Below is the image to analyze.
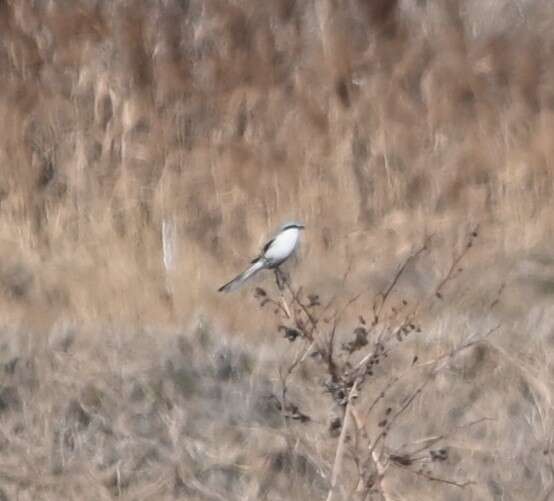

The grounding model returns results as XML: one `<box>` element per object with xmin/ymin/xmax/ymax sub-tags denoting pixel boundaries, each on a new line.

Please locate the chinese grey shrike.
<box><xmin>218</xmin><ymin>222</ymin><xmax>305</xmax><ymax>293</ymax></box>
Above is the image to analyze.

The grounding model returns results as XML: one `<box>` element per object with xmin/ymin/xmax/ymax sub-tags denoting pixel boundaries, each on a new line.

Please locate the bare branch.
<box><xmin>394</xmin><ymin>463</ymin><xmax>475</xmax><ymax>489</ymax></box>
<box><xmin>279</xmin><ymin>340</ymin><xmax>316</xmax><ymax>416</ymax></box>
<box><xmin>372</xmin><ymin>236</ymin><xmax>431</xmax><ymax>324</ymax></box>
<box><xmin>434</xmin><ymin>225</ymin><xmax>479</xmax><ymax>300</ymax></box>
<box><xmin>402</xmin><ymin>417</ymin><xmax>495</xmax><ymax>456</ymax></box>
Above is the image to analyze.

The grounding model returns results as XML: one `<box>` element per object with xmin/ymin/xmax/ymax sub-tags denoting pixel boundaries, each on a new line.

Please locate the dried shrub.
<box><xmin>254</xmin><ymin>228</ymin><xmax>501</xmax><ymax>499</ymax></box>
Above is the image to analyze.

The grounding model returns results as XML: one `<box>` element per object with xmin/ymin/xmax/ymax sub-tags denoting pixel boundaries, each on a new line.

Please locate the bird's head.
<box><xmin>281</xmin><ymin>221</ymin><xmax>305</xmax><ymax>231</ymax></box>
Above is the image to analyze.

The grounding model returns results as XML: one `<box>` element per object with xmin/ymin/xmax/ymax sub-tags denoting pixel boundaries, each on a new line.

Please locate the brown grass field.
<box><xmin>0</xmin><ymin>0</ymin><xmax>554</xmax><ymax>499</ymax></box>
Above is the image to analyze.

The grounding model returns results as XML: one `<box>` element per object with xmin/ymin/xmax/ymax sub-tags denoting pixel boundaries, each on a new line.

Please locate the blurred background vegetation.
<box><xmin>0</xmin><ymin>0</ymin><xmax>552</xmax><ymax>331</ymax></box>
<box><xmin>0</xmin><ymin>1</ymin><xmax>553</xmax><ymax>499</ymax></box>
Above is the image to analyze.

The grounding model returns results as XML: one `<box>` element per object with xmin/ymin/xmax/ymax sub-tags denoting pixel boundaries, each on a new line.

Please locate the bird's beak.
<box><xmin>299</xmin><ymin>224</ymin><xmax>305</xmax><ymax>230</ymax></box>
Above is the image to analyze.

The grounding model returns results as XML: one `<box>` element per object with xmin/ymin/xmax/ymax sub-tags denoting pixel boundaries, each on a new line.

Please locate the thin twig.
<box><xmin>394</xmin><ymin>463</ymin><xmax>475</xmax><ymax>489</ymax></box>
<box><xmin>285</xmin><ymin>279</ymin><xmax>319</xmax><ymax>332</ymax></box>
<box><xmin>279</xmin><ymin>340</ymin><xmax>316</xmax><ymax>418</ymax></box>
<box><xmin>372</xmin><ymin>237</ymin><xmax>431</xmax><ymax>324</ymax></box>
<box><xmin>399</xmin><ymin>417</ymin><xmax>495</xmax><ymax>456</ymax></box>
<box><xmin>434</xmin><ymin>225</ymin><xmax>479</xmax><ymax>300</ymax></box>
<box><xmin>363</xmin><ymin>376</ymin><xmax>400</xmax><ymax>423</ymax></box>
<box><xmin>369</xmin><ymin>379</ymin><xmax>430</xmax><ymax>457</ymax></box>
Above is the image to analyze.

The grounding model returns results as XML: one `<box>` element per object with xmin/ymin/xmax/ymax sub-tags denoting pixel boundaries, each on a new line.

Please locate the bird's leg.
<box><xmin>275</xmin><ymin>267</ymin><xmax>292</xmax><ymax>290</ymax></box>
<box><xmin>274</xmin><ymin>267</ymin><xmax>285</xmax><ymax>291</ymax></box>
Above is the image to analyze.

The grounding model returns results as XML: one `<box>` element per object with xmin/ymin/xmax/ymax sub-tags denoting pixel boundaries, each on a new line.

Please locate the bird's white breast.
<box><xmin>264</xmin><ymin>228</ymin><xmax>299</xmax><ymax>263</ymax></box>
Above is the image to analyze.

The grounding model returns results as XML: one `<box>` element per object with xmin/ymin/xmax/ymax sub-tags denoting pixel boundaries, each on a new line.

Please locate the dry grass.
<box><xmin>0</xmin><ymin>0</ymin><xmax>552</xmax><ymax>499</ymax></box>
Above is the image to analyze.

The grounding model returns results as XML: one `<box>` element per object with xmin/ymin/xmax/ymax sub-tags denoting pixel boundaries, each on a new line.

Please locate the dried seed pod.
<box><xmin>390</xmin><ymin>454</ymin><xmax>413</xmax><ymax>466</ymax></box>
<box><xmin>278</xmin><ymin>325</ymin><xmax>301</xmax><ymax>342</ymax></box>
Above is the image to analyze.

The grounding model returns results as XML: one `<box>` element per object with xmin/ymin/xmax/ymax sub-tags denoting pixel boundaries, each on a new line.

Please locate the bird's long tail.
<box><xmin>218</xmin><ymin>260</ymin><xmax>265</xmax><ymax>293</ymax></box>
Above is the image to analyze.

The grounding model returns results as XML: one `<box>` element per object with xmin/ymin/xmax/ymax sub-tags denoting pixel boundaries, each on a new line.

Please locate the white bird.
<box><xmin>218</xmin><ymin>222</ymin><xmax>305</xmax><ymax>293</ymax></box>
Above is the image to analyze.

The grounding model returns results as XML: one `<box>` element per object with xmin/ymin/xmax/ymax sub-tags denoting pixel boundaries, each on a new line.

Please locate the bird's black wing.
<box><xmin>251</xmin><ymin>238</ymin><xmax>274</xmax><ymax>263</ymax></box>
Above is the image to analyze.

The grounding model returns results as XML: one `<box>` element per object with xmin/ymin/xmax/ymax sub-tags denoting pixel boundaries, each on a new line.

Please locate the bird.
<box><xmin>218</xmin><ymin>221</ymin><xmax>305</xmax><ymax>293</ymax></box>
